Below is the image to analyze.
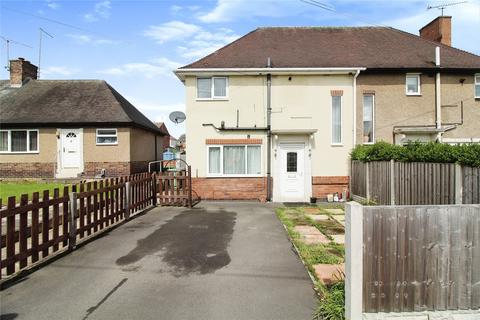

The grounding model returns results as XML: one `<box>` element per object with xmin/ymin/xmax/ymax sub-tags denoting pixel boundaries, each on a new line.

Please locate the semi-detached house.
<box><xmin>176</xmin><ymin>16</ymin><xmax>480</xmax><ymax>203</ymax></box>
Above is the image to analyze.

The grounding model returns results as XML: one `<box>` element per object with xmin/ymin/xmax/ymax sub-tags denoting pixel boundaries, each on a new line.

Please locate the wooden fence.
<box><xmin>345</xmin><ymin>203</ymin><xmax>480</xmax><ymax>318</ymax></box>
<box><xmin>0</xmin><ymin>172</ymin><xmax>157</xmax><ymax>279</ymax></box>
<box><xmin>350</xmin><ymin>160</ymin><xmax>479</xmax><ymax>205</ymax></box>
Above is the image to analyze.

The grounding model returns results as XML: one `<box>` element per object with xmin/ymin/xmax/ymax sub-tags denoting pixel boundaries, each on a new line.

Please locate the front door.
<box><xmin>57</xmin><ymin>129</ymin><xmax>83</xmax><ymax>178</ymax></box>
<box><xmin>278</xmin><ymin>143</ymin><xmax>306</xmax><ymax>202</ymax></box>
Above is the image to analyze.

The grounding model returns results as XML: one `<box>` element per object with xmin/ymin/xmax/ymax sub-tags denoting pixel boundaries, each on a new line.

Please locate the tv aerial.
<box><xmin>169</xmin><ymin>111</ymin><xmax>186</xmax><ymax>124</ymax></box>
<box><xmin>0</xmin><ymin>36</ymin><xmax>33</xmax><ymax>71</ymax></box>
<box><xmin>427</xmin><ymin>1</ymin><xmax>467</xmax><ymax>16</ymax></box>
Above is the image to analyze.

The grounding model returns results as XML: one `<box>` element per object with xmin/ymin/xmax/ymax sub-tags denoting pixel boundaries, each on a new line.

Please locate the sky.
<box><xmin>1</xmin><ymin>0</ymin><xmax>479</xmax><ymax>138</ymax></box>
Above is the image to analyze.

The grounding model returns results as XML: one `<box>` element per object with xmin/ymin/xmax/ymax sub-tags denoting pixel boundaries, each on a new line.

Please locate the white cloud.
<box><xmin>67</xmin><ymin>34</ymin><xmax>118</xmax><ymax>45</ymax></box>
<box><xmin>98</xmin><ymin>58</ymin><xmax>182</xmax><ymax>79</ymax></box>
<box><xmin>46</xmin><ymin>0</ymin><xmax>59</xmax><ymax>10</ymax></box>
<box><xmin>41</xmin><ymin>66</ymin><xmax>79</xmax><ymax>76</ymax></box>
<box><xmin>84</xmin><ymin>0</ymin><xmax>111</xmax><ymax>22</ymax></box>
<box><xmin>198</xmin><ymin>0</ymin><xmax>305</xmax><ymax>23</ymax></box>
<box><xmin>383</xmin><ymin>1</ymin><xmax>480</xmax><ymax>54</ymax></box>
<box><xmin>143</xmin><ymin>21</ymin><xmax>201</xmax><ymax>44</ymax></box>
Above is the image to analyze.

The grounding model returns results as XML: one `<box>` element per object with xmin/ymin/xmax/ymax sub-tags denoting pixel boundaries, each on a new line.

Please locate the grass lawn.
<box><xmin>0</xmin><ymin>181</ymin><xmax>71</xmax><ymax>203</ymax></box>
<box><xmin>276</xmin><ymin>203</ymin><xmax>346</xmax><ymax>320</ymax></box>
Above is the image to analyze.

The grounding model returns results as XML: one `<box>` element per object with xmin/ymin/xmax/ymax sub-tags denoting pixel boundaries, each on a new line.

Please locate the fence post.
<box><xmin>152</xmin><ymin>173</ymin><xmax>157</xmax><ymax>207</ymax></box>
<box><xmin>125</xmin><ymin>181</ymin><xmax>131</xmax><ymax>219</ymax></box>
<box><xmin>365</xmin><ymin>162</ymin><xmax>370</xmax><ymax>200</ymax></box>
<box><xmin>345</xmin><ymin>202</ymin><xmax>363</xmax><ymax>320</ymax></box>
<box><xmin>390</xmin><ymin>159</ymin><xmax>396</xmax><ymax>205</ymax></box>
<box><xmin>188</xmin><ymin>166</ymin><xmax>192</xmax><ymax>208</ymax></box>
<box><xmin>68</xmin><ymin>192</ymin><xmax>77</xmax><ymax>250</ymax></box>
<box><xmin>455</xmin><ymin>163</ymin><xmax>463</xmax><ymax>204</ymax></box>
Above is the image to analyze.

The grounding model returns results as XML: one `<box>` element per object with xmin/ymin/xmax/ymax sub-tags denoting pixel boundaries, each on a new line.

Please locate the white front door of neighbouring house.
<box><xmin>57</xmin><ymin>129</ymin><xmax>83</xmax><ymax>178</ymax></box>
<box><xmin>277</xmin><ymin>143</ymin><xmax>307</xmax><ymax>202</ymax></box>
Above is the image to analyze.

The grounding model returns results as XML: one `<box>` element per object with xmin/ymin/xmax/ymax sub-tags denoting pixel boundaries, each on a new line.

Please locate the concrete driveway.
<box><xmin>1</xmin><ymin>202</ymin><xmax>317</xmax><ymax>320</ymax></box>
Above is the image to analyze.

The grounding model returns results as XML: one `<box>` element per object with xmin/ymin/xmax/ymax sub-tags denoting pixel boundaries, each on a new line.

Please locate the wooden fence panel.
<box><xmin>463</xmin><ymin>166</ymin><xmax>480</xmax><ymax>204</ymax></box>
<box><xmin>362</xmin><ymin>205</ymin><xmax>480</xmax><ymax>313</ymax></box>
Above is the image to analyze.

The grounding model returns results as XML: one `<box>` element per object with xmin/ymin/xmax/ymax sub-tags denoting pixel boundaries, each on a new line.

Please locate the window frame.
<box><xmin>206</xmin><ymin>144</ymin><xmax>262</xmax><ymax>177</ymax></box>
<box><xmin>331</xmin><ymin>95</ymin><xmax>343</xmax><ymax>146</ymax></box>
<box><xmin>475</xmin><ymin>74</ymin><xmax>480</xmax><ymax>99</ymax></box>
<box><xmin>0</xmin><ymin>129</ymin><xmax>39</xmax><ymax>154</ymax></box>
<box><xmin>406</xmin><ymin>73</ymin><xmax>421</xmax><ymax>96</ymax></box>
<box><xmin>362</xmin><ymin>94</ymin><xmax>375</xmax><ymax>145</ymax></box>
<box><xmin>96</xmin><ymin>128</ymin><xmax>118</xmax><ymax>146</ymax></box>
<box><xmin>196</xmin><ymin>76</ymin><xmax>229</xmax><ymax>100</ymax></box>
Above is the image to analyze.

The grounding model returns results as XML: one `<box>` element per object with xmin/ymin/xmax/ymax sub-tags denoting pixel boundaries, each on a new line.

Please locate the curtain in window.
<box><xmin>11</xmin><ymin>131</ymin><xmax>27</xmax><ymax>152</ymax></box>
<box><xmin>363</xmin><ymin>95</ymin><xmax>373</xmax><ymax>143</ymax></box>
<box><xmin>406</xmin><ymin>76</ymin><xmax>419</xmax><ymax>93</ymax></box>
<box><xmin>224</xmin><ymin>146</ymin><xmax>245</xmax><ymax>174</ymax></box>
<box><xmin>332</xmin><ymin>96</ymin><xmax>342</xmax><ymax>144</ymax></box>
<box><xmin>247</xmin><ymin>146</ymin><xmax>261</xmax><ymax>174</ymax></box>
<box><xmin>213</xmin><ymin>78</ymin><xmax>227</xmax><ymax>97</ymax></box>
<box><xmin>208</xmin><ymin>147</ymin><xmax>221</xmax><ymax>174</ymax></box>
<box><xmin>0</xmin><ymin>131</ymin><xmax>7</xmax><ymax>151</ymax></box>
<box><xmin>29</xmin><ymin>131</ymin><xmax>38</xmax><ymax>151</ymax></box>
<box><xmin>197</xmin><ymin>78</ymin><xmax>212</xmax><ymax>98</ymax></box>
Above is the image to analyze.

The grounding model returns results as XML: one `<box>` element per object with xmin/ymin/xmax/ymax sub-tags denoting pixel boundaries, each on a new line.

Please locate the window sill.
<box><xmin>96</xmin><ymin>143</ymin><xmax>118</xmax><ymax>146</ymax></box>
<box><xmin>196</xmin><ymin>98</ymin><xmax>229</xmax><ymax>101</ymax></box>
<box><xmin>406</xmin><ymin>93</ymin><xmax>422</xmax><ymax>96</ymax></box>
<box><xmin>330</xmin><ymin>144</ymin><xmax>343</xmax><ymax>147</ymax></box>
<box><xmin>0</xmin><ymin>151</ymin><xmax>39</xmax><ymax>154</ymax></box>
<box><xmin>363</xmin><ymin>142</ymin><xmax>375</xmax><ymax>145</ymax></box>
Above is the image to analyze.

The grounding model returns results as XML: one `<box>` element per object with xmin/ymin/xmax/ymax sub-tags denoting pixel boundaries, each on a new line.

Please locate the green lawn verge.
<box><xmin>0</xmin><ymin>182</ymin><xmax>71</xmax><ymax>203</ymax></box>
<box><xmin>276</xmin><ymin>205</ymin><xmax>346</xmax><ymax>320</ymax></box>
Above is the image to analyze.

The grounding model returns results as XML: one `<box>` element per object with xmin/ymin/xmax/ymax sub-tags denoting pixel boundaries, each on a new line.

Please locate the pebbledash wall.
<box><xmin>0</xmin><ymin>127</ymin><xmax>162</xmax><ymax>178</ymax></box>
<box><xmin>185</xmin><ymin>74</ymin><xmax>353</xmax><ymax>201</ymax></box>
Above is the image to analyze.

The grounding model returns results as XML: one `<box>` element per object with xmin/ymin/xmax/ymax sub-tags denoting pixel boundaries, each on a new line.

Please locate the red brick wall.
<box><xmin>0</xmin><ymin>162</ymin><xmax>55</xmax><ymax>178</ymax></box>
<box><xmin>419</xmin><ymin>16</ymin><xmax>451</xmax><ymax>46</ymax></box>
<box><xmin>84</xmin><ymin>162</ymin><xmax>130</xmax><ymax>177</ymax></box>
<box><xmin>312</xmin><ymin>176</ymin><xmax>349</xmax><ymax>200</ymax></box>
<box><xmin>130</xmin><ymin>161</ymin><xmax>150</xmax><ymax>174</ymax></box>
<box><xmin>192</xmin><ymin>177</ymin><xmax>268</xmax><ymax>202</ymax></box>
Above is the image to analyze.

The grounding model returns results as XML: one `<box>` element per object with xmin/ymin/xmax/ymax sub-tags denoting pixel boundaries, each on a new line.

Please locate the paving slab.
<box><xmin>313</xmin><ymin>263</ymin><xmax>345</xmax><ymax>285</ymax></box>
<box><xmin>306</xmin><ymin>214</ymin><xmax>331</xmax><ymax>221</ymax></box>
<box><xmin>293</xmin><ymin>225</ymin><xmax>330</xmax><ymax>244</ymax></box>
<box><xmin>330</xmin><ymin>234</ymin><xmax>345</xmax><ymax>244</ymax></box>
<box><xmin>303</xmin><ymin>207</ymin><xmax>322</xmax><ymax>214</ymax></box>
<box><xmin>324</xmin><ymin>208</ymin><xmax>344</xmax><ymax>215</ymax></box>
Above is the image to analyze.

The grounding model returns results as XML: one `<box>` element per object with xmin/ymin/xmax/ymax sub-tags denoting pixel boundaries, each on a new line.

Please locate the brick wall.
<box><xmin>312</xmin><ymin>176</ymin><xmax>349</xmax><ymax>200</ymax></box>
<box><xmin>130</xmin><ymin>161</ymin><xmax>150</xmax><ymax>174</ymax></box>
<box><xmin>84</xmin><ymin>162</ymin><xmax>130</xmax><ymax>177</ymax></box>
<box><xmin>0</xmin><ymin>162</ymin><xmax>55</xmax><ymax>178</ymax></box>
<box><xmin>192</xmin><ymin>177</ymin><xmax>268</xmax><ymax>201</ymax></box>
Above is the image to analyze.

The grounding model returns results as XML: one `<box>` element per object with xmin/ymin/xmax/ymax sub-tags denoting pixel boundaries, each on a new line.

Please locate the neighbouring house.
<box><xmin>155</xmin><ymin>122</ymin><xmax>171</xmax><ymax>151</ymax></box>
<box><xmin>175</xmin><ymin>16</ymin><xmax>480</xmax><ymax>202</ymax></box>
<box><xmin>0</xmin><ymin>58</ymin><xmax>164</xmax><ymax>179</ymax></box>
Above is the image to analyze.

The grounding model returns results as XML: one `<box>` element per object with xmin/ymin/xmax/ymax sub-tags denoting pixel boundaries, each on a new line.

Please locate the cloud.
<box><xmin>198</xmin><ymin>0</ymin><xmax>305</xmax><ymax>23</ymax></box>
<box><xmin>143</xmin><ymin>21</ymin><xmax>201</xmax><ymax>44</ymax></box>
<box><xmin>98</xmin><ymin>57</ymin><xmax>182</xmax><ymax>79</ymax></box>
<box><xmin>84</xmin><ymin>0</ymin><xmax>111</xmax><ymax>22</ymax></box>
<box><xmin>41</xmin><ymin>66</ymin><xmax>79</xmax><ymax>76</ymax></box>
<box><xmin>46</xmin><ymin>0</ymin><xmax>59</xmax><ymax>10</ymax></box>
<box><xmin>67</xmin><ymin>34</ymin><xmax>118</xmax><ymax>45</ymax></box>
<box><xmin>382</xmin><ymin>1</ymin><xmax>480</xmax><ymax>54</ymax></box>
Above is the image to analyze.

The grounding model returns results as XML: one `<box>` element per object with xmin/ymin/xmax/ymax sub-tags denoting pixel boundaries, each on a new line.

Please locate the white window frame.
<box><xmin>206</xmin><ymin>144</ymin><xmax>262</xmax><ymax>177</ymax></box>
<box><xmin>406</xmin><ymin>73</ymin><xmax>421</xmax><ymax>96</ymax></box>
<box><xmin>0</xmin><ymin>129</ymin><xmax>39</xmax><ymax>154</ymax></box>
<box><xmin>96</xmin><ymin>128</ymin><xmax>118</xmax><ymax>146</ymax></box>
<box><xmin>363</xmin><ymin>94</ymin><xmax>375</xmax><ymax>145</ymax></box>
<box><xmin>196</xmin><ymin>76</ymin><xmax>229</xmax><ymax>100</ymax></box>
<box><xmin>475</xmin><ymin>74</ymin><xmax>480</xmax><ymax>99</ymax></box>
<box><xmin>331</xmin><ymin>95</ymin><xmax>343</xmax><ymax>146</ymax></box>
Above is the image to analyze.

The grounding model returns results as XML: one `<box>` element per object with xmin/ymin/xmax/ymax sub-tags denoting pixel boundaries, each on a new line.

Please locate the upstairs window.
<box><xmin>0</xmin><ymin>129</ymin><xmax>38</xmax><ymax>153</ymax></box>
<box><xmin>197</xmin><ymin>77</ymin><xmax>228</xmax><ymax>99</ymax></box>
<box><xmin>96</xmin><ymin>129</ymin><xmax>118</xmax><ymax>145</ymax></box>
<box><xmin>406</xmin><ymin>74</ymin><xmax>421</xmax><ymax>95</ymax></box>
<box><xmin>363</xmin><ymin>95</ymin><xmax>375</xmax><ymax>144</ymax></box>
<box><xmin>475</xmin><ymin>74</ymin><xmax>480</xmax><ymax>98</ymax></box>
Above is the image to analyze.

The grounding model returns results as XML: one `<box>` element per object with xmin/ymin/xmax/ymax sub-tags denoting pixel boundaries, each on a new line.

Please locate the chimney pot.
<box><xmin>9</xmin><ymin>58</ymin><xmax>38</xmax><ymax>87</ymax></box>
<box><xmin>419</xmin><ymin>16</ymin><xmax>452</xmax><ymax>46</ymax></box>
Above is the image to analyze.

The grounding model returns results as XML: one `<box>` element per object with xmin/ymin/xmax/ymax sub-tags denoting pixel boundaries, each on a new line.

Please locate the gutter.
<box><xmin>435</xmin><ymin>46</ymin><xmax>442</xmax><ymax>142</ymax></box>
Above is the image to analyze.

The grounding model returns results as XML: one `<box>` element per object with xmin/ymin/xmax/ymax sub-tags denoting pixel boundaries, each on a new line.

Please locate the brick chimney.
<box><xmin>419</xmin><ymin>16</ymin><xmax>452</xmax><ymax>46</ymax></box>
<box><xmin>10</xmin><ymin>58</ymin><xmax>38</xmax><ymax>87</ymax></box>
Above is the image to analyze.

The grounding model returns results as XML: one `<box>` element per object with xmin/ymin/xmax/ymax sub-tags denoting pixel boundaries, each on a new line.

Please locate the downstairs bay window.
<box><xmin>207</xmin><ymin>145</ymin><xmax>261</xmax><ymax>176</ymax></box>
<box><xmin>0</xmin><ymin>129</ymin><xmax>39</xmax><ymax>153</ymax></box>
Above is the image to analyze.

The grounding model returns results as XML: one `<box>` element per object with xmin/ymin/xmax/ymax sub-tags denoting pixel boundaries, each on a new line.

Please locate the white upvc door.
<box><xmin>57</xmin><ymin>129</ymin><xmax>83</xmax><ymax>178</ymax></box>
<box><xmin>277</xmin><ymin>143</ymin><xmax>307</xmax><ymax>202</ymax></box>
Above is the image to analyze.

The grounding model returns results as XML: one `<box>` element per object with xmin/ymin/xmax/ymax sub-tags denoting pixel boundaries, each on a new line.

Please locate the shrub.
<box><xmin>350</xmin><ymin>141</ymin><xmax>480</xmax><ymax>167</ymax></box>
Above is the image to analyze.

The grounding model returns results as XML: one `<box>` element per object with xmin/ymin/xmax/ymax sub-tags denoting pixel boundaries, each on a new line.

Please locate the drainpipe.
<box><xmin>352</xmin><ymin>69</ymin><xmax>361</xmax><ymax>146</ymax></box>
<box><xmin>266</xmin><ymin>57</ymin><xmax>272</xmax><ymax>202</ymax></box>
<box><xmin>435</xmin><ymin>46</ymin><xmax>442</xmax><ymax>142</ymax></box>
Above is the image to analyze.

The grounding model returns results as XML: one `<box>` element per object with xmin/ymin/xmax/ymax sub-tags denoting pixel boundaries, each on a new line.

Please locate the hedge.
<box><xmin>350</xmin><ymin>141</ymin><xmax>480</xmax><ymax>167</ymax></box>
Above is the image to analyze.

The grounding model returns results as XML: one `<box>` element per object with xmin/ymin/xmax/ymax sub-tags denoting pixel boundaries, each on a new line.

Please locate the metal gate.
<box><xmin>149</xmin><ymin>159</ymin><xmax>199</xmax><ymax>207</ymax></box>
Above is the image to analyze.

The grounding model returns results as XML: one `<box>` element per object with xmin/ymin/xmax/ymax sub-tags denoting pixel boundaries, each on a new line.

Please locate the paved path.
<box><xmin>1</xmin><ymin>202</ymin><xmax>317</xmax><ymax>320</ymax></box>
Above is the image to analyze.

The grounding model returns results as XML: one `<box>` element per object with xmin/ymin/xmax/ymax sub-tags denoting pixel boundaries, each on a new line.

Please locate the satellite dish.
<box><xmin>169</xmin><ymin>111</ymin><xmax>186</xmax><ymax>124</ymax></box>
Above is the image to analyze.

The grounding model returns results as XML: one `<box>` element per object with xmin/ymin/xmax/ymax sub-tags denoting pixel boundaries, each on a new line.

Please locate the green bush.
<box><xmin>314</xmin><ymin>282</ymin><xmax>345</xmax><ymax>320</ymax></box>
<box><xmin>350</xmin><ymin>141</ymin><xmax>480</xmax><ymax>167</ymax></box>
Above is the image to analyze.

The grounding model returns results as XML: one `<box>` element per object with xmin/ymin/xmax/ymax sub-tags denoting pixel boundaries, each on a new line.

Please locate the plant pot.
<box><xmin>310</xmin><ymin>197</ymin><xmax>317</xmax><ymax>204</ymax></box>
